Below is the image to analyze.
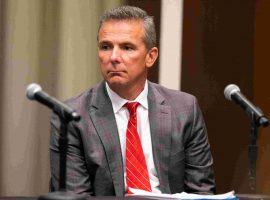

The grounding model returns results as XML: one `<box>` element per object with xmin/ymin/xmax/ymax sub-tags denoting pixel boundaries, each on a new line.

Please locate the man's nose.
<box><xmin>110</xmin><ymin>47</ymin><xmax>121</xmax><ymax>63</ymax></box>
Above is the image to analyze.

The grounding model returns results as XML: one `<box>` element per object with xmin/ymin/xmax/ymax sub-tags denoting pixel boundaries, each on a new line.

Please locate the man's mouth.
<box><xmin>108</xmin><ymin>71</ymin><xmax>124</xmax><ymax>76</ymax></box>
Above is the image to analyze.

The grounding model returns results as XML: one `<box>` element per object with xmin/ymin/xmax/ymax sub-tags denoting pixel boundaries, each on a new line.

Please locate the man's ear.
<box><xmin>146</xmin><ymin>47</ymin><xmax>158</xmax><ymax>68</ymax></box>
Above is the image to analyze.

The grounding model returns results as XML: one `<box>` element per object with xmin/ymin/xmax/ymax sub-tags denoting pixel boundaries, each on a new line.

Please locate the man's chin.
<box><xmin>107</xmin><ymin>81</ymin><xmax>128</xmax><ymax>88</ymax></box>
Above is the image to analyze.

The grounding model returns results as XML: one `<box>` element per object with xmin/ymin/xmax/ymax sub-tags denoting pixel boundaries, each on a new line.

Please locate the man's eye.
<box><xmin>123</xmin><ymin>46</ymin><xmax>134</xmax><ymax>51</ymax></box>
<box><xmin>100</xmin><ymin>45</ymin><xmax>110</xmax><ymax>50</ymax></box>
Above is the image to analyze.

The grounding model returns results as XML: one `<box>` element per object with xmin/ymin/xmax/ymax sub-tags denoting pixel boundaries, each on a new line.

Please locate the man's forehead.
<box><xmin>98</xmin><ymin>19</ymin><xmax>145</xmax><ymax>41</ymax></box>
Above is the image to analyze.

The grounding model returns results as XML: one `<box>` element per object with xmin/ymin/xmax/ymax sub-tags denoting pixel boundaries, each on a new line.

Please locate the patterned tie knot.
<box><xmin>125</xmin><ymin>102</ymin><xmax>140</xmax><ymax>118</ymax></box>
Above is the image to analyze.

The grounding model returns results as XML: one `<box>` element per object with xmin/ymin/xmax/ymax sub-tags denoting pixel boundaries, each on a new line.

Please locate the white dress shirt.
<box><xmin>105</xmin><ymin>81</ymin><xmax>162</xmax><ymax>194</ymax></box>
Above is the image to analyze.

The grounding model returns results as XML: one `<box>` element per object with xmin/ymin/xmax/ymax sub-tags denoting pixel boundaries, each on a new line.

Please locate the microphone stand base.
<box><xmin>38</xmin><ymin>191</ymin><xmax>88</xmax><ymax>200</ymax></box>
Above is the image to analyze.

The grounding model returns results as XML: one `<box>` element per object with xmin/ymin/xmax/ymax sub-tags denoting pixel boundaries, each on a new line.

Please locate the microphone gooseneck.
<box><xmin>26</xmin><ymin>83</ymin><xmax>80</xmax><ymax>121</ymax></box>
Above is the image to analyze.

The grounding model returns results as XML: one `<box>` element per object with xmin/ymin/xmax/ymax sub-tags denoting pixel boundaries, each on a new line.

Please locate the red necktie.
<box><xmin>125</xmin><ymin>102</ymin><xmax>151</xmax><ymax>193</ymax></box>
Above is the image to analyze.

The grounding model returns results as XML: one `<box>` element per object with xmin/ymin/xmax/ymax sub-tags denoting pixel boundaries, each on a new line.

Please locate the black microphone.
<box><xmin>224</xmin><ymin>84</ymin><xmax>269</xmax><ymax>127</ymax></box>
<box><xmin>26</xmin><ymin>83</ymin><xmax>80</xmax><ymax>121</ymax></box>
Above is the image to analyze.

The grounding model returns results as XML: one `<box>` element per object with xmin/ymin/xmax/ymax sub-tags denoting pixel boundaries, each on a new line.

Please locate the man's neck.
<box><xmin>107</xmin><ymin>80</ymin><xmax>147</xmax><ymax>101</ymax></box>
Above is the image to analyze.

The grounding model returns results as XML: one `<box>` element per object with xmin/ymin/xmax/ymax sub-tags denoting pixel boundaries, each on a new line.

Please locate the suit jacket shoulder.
<box><xmin>148</xmin><ymin>81</ymin><xmax>196</xmax><ymax>105</ymax></box>
<box><xmin>64</xmin><ymin>82</ymin><xmax>106</xmax><ymax>115</ymax></box>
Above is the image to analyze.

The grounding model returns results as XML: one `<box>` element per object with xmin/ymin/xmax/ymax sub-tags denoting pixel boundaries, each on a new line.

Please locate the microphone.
<box><xmin>224</xmin><ymin>84</ymin><xmax>269</xmax><ymax>127</ymax></box>
<box><xmin>26</xmin><ymin>83</ymin><xmax>80</xmax><ymax>121</ymax></box>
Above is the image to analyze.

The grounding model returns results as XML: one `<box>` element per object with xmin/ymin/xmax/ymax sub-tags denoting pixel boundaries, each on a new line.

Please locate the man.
<box><xmin>50</xmin><ymin>6</ymin><xmax>215</xmax><ymax>196</ymax></box>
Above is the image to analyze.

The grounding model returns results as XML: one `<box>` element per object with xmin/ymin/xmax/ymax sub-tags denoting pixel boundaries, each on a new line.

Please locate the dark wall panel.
<box><xmin>254</xmin><ymin>0</ymin><xmax>270</xmax><ymax>194</ymax></box>
<box><xmin>182</xmin><ymin>0</ymin><xmax>255</xmax><ymax>193</ymax></box>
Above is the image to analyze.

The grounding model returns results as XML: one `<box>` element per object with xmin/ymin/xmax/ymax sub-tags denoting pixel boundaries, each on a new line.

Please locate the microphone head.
<box><xmin>26</xmin><ymin>83</ymin><xmax>42</xmax><ymax>100</ymax></box>
<box><xmin>224</xmin><ymin>84</ymin><xmax>240</xmax><ymax>101</ymax></box>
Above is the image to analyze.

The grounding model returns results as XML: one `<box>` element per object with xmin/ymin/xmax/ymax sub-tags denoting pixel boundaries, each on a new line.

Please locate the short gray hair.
<box><xmin>98</xmin><ymin>6</ymin><xmax>156</xmax><ymax>50</ymax></box>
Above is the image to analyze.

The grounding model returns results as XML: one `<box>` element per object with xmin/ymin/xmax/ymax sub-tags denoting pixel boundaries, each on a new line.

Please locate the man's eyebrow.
<box><xmin>121</xmin><ymin>42</ymin><xmax>135</xmax><ymax>45</ymax></box>
<box><xmin>98</xmin><ymin>40</ymin><xmax>136</xmax><ymax>46</ymax></box>
<box><xmin>98</xmin><ymin>40</ymin><xmax>111</xmax><ymax>44</ymax></box>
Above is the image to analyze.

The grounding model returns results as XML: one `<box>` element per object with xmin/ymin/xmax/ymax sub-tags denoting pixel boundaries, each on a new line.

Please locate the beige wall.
<box><xmin>159</xmin><ymin>0</ymin><xmax>183</xmax><ymax>90</ymax></box>
<box><xmin>0</xmin><ymin>0</ymin><xmax>122</xmax><ymax>196</ymax></box>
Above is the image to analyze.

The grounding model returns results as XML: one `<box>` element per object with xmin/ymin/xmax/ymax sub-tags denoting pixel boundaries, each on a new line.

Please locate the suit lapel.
<box><xmin>148</xmin><ymin>83</ymin><xmax>172</xmax><ymax>193</ymax></box>
<box><xmin>88</xmin><ymin>82</ymin><xmax>125</xmax><ymax>196</ymax></box>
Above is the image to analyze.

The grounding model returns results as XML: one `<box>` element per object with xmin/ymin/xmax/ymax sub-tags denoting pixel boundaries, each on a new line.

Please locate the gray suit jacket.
<box><xmin>50</xmin><ymin>81</ymin><xmax>215</xmax><ymax>196</ymax></box>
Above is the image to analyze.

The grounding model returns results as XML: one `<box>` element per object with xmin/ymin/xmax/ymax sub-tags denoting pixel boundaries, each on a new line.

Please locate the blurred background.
<box><xmin>0</xmin><ymin>0</ymin><xmax>269</xmax><ymax>196</ymax></box>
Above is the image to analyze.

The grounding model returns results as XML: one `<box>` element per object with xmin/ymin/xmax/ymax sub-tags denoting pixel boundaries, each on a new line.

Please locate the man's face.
<box><xmin>98</xmin><ymin>19</ymin><xmax>157</xmax><ymax>90</ymax></box>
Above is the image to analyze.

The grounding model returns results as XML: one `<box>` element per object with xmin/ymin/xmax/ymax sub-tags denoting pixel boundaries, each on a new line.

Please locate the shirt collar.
<box><xmin>106</xmin><ymin>81</ymin><xmax>149</xmax><ymax>114</ymax></box>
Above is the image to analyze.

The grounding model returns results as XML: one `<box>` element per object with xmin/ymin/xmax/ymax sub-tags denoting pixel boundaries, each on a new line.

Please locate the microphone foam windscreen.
<box><xmin>224</xmin><ymin>84</ymin><xmax>240</xmax><ymax>101</ymax></box>
<box><xmin>26</xmin><ymin>83</ymin><xmax>42</xmax><ymax>100</ymax></box>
